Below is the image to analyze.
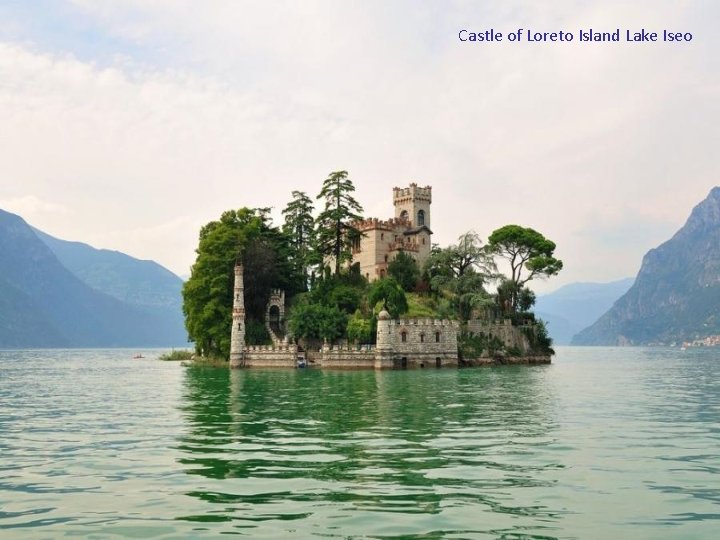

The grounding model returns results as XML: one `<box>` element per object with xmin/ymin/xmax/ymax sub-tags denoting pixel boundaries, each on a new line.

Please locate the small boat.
<box><xmin>133</xmin><ymin>354</ymin><xmax>145</xmax><ymax>359</ymax></box>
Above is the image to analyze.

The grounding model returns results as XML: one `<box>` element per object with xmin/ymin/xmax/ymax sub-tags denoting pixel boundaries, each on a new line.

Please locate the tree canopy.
<box><xmin>282</xmin><ymin>190</ymin><xmax>315</xmax><ymax>288</ymax></box>
<box><xmin>424</xmin><ymin>231</ymin><xmax>496</xmax><ymax>320</ymax></box>
<box><xmin>488</xmin><ymin>225</ymin><xmax>562</xmax><ymax>310</ymax></box>
<box><xmin>388</xmin><ymin>250</ymin><xmax>420</xmax><ymax>292</ymax></box>
<box><xmin>315</xmin><ymin>171</ymin><xmax>364</xmax><ymax>274</ymax></box>
<box><xmin>368</xmin><ymin>277</ymin><xmax>409</xmax><ymax>318</ymax></box>
<box><xmin>182</xmin><ymin>208</ymin><xmax>299</xmax><ymax>358</ymax></box>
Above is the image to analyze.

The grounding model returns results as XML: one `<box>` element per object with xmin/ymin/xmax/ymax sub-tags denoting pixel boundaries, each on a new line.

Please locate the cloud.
<box><xmin>0</xmin><ymin>195</ymin><xmax>70</xmax><ymax>217</ymax></box>
<box><xmin>0</xmin><ymin>2</ymin><xmax>718</xmax><ymax>290</ymax></box>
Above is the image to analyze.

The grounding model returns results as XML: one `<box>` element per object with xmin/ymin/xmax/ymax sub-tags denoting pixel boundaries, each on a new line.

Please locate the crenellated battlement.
<box><xmin>393</xmin><ymin>183</ymin><xmax>432</xmax><ymax>204</ymax></box>
<box><xmin>356</xmin><ymin>216</ymin><xmax>412</xmax><ymax>231</ymax></box>
<box><xmin>269</xmin><ymin>289</ymin><xmax>284</xmax><ymax>300</ymax></box>
<box><xmin>390</xmin><ymin>318</ymin><xmax>460</xmax><ymax>328</ymax></box>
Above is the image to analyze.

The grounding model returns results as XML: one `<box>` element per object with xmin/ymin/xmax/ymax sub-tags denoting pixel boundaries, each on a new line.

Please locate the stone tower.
<box><xmin>374</xmin><ymin>309</ymin><xmax>394</xmax><ymax>369</ymax></box>
<box><xmin>393</xmin><ymin>183</ymin><xmax>431</xmax><ymax>228</ymax></box>
<box><xmin>229</xmin><ymin>263</ymin><xmax>245</xmax><ymax>368</ymax></box>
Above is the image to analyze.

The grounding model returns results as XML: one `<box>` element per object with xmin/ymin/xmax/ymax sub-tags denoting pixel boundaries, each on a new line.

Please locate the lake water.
<box><xmin>0</xmin><ymin>347</ymin><xmax>718</xmax><ymax>539</ymax></box>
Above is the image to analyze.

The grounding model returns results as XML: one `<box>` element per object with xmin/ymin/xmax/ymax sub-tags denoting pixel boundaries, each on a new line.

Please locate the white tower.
<box><xmin>229</xmin><ymin>263</ymin><xmax>245</xmax><ymax>368</ymax></box>
<box><xmin>374</xmin><ymin>309</ymin><xmax>394</xmax><ymax>369</ymax></box>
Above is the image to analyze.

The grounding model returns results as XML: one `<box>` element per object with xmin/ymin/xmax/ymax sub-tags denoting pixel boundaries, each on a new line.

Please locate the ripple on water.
<box><xmin>1</xmin><ymin>348</ymin><xmax>720</xmax><ymax>538</ymax></box>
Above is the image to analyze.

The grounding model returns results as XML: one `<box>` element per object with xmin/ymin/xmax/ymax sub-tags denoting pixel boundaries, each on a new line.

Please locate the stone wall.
<box><xmin>314</xmin><ymin>345</ymin><xmax>375</xmax><ymax>369</ymax></box>
<box><xmin>386</xmin><ymin>318</ymin><xmax>459</xmax><ymax>367</ymax></box>
<box><xmin>465</xmin><ymin>319</ymin><xmax>533</xmax><ymax>353</ymax></box>
<box><xmin>242</xmin><ymin>344</ymin><xmax>297</xmax><ymax>368</ymax></box>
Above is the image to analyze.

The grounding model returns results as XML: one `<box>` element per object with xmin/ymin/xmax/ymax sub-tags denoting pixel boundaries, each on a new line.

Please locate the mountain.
<box><xmin>573</xmin><ymin>187</ymin><xmax>720</xmax><ymax>345</ymax></box>
<box><xmin>0</xmin><ymin>208</ymin><xmax>187</xmax><ymax>348</ymax></box>
<box><xmin>535</xmin><ymin>278</ymin><xmax>634</xmax><ymax>345</ymax></box>
<box><xmin>33</xmin><ymin>228</ymin><xmax>183</xmax><ymax>311</ymax></box>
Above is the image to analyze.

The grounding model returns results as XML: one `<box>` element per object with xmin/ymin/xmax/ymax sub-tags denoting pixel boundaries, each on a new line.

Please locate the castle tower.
<box><xmin>229</xmin><ymin>263</ymin><xmax>245</xmax><ymax>368</ymax></box>
<box><xmin>374</xmin><ymin>309</ymin><xmax>395</xmax><ymax>369</ymax></box>
<box><xmin>393</xmin><ymin>183</ymin><xmax>432</xmax><ymax>229</ymax></box>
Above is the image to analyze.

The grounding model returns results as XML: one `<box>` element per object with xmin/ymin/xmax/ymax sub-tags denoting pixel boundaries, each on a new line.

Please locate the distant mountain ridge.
<box><xmin>573</xmin><ymin>186</ymin><xmax>720</xmax><ymax>345</ymax></box>
<box><xmin>0</xmin><ymin>208</ymin><xmax>187</xmax><ymax>348</ymax></box>
<box><xmin>535</xmin><ymin>278</ymin><xmax>634</xmax><ymax>345</ymax></box>
<box><xmin>33</xmin><ymin>228</ymin><xmax>183</xmax><ymax>310</ymax></box>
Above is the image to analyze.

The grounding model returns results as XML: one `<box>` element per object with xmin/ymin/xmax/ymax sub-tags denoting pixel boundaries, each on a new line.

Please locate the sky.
<box><xmin>0</xmin><ymin>1</ymin><xmax>718</xmax><ymax>291</ymax></box>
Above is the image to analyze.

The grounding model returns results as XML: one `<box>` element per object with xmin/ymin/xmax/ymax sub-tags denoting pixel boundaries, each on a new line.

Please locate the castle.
<box><xmin>229</xmin><ymin>263</ymin><xmax>460</xmax><ymax>369</ymax></box>
<box><xmin>227</xmin><ymin>182</ymin><xmax>551</xmax><ymax>369</ymax></box>
<box><xmin>353</xmin><ymin>183</ymin><xmax>433</xmax><ymax>281</ymax></box>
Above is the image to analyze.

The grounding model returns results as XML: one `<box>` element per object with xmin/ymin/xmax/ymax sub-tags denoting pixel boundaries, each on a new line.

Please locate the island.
<box><xmin>183</xmin><ymin>171</ymin><xmax>562</xmax><ymax>368</ymax></box>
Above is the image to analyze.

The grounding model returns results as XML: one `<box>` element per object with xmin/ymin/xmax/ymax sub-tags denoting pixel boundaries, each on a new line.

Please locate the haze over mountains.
<box><xmin>573</xmin><ymin>187</ymin><xmax>720</xmax><ymax>345</ymax></box>
<box><xmin>0</xmin><ymin>208</ymin><xmax>186</xmax><ymax>348</ymax></box>
<box><xmin>535</xmin><ymin>278</ymin><xmax>634</xmax><ymax>345</ymax></box>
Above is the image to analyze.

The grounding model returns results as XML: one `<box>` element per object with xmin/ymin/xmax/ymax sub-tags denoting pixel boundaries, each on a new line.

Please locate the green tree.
<box><xmin>488</xmin><ymin>225</ymin><xmax>563</xmax><ymax>310</ymax></box>
<box><xmin>182</xmin><ymin>208</ymin><xmax>296</xmax><ymax>359</ymax></box>
<box><xmin>346</xmin><ymin>310</ymin><xmax>373</xmax><ymax>344</ymax></box>
<box><xmin>315</xmin><ymin>170</ymin><xmax>364</xmax><ymax>275</ymax></box>
<box><xmin>288</xmin><ymin>303</ymin><xmax>347</xmax><ymax>341</ymax></box>
<box><xmin>424</xmin><ymin>232</ymin><xmax>496</xmax><ymax>320</ymax></box>
<box><xmin>388</xmin><ymin>250</ymin><xmax>420</xmax><ymax>291</ymax></box>
<box><xmin>282</xmin><ymin>190</ymin><xmax>315</xmax><ymax>287</ymax></box>
<box><xmin>368</xmin><ymin>277</ymin><xmax>409</xmax><ymax>318</ymax></box>
<box><xmin>426</xmin><ymin>231</ymin><xmax>496</xmax><ymax>286</ymax></box>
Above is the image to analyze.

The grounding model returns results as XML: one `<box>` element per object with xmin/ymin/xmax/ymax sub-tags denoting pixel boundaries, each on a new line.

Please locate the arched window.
<box><xmin>401</xmin><ymin>331</ymin><xmax>407</xmax><ymax>343</ymax></box>
<box><xmin>420</xmin><ymin>333</ymin><xmax>425</xmax><ymax>343</ymax></box>
<box><xmin>417</xmin><ymin>209</ymin><xmax>425</xmax><ymax>226</ymax></box>
<box><xmin>400</xmin><ymin>210</ymin><xmax>409</xmax><ymax>221</ymax></box>
<box><xmin>435</xmin><ymin>332</ymin><xmax>440</xmax><ymax>343</ymax></box>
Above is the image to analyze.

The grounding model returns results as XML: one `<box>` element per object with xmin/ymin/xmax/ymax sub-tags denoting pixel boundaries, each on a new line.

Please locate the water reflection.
<box><xmin>177</xmin><ymin>366</ymin><xmax>563</xmax><ymax>537</ymax></box>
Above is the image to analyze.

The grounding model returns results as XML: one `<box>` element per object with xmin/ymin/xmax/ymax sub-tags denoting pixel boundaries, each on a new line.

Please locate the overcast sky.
<box><xmin>0</xmin><ymin>1</ymin><xmax>718</xmax><ymax>292</ymax></box>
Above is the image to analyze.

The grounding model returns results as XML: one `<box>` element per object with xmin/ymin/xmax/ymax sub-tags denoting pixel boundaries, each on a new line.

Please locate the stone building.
<box><xmin>352</xmin><ymin>183</ymin><xmax>433</xmax><ymax>281</ymax></box>
<box><xmin>228</xmin><ymin>264</ymin><xmax>460</xmax><ymax>369</ymax></box>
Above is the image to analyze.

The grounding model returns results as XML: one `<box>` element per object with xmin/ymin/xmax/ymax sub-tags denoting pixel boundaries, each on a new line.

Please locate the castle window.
<box><xmin>420</xmin><ymin>333</ymin><xmax>425</xmax><ymax>343</ymax></box>
<box><xmin>422</xmin><ymin>238</ymin><xmax>425</xmax><ymax>245</ymax></box>
<box><xmin>435</xmin><ymin>332</ymin><xmax>440</xmax><ymax>343</ymax></box>
<box><xmin>417</xmin><ymin>209</ymin><xmax>425</xmax><ymax>226</ymax></box>
<box><xmin>384</xmin><ymin>255</ymin><xmax>388</xmax><ymax>263</ymax></box>
<box><xmin>238</xmin><ymin>323</ymin><xmax>242</xmax><ymax>330</ymax></box>
<box><xmin>400</xmin><ymin>210</ymin><xmax>408</xmax><ymax>221</ymax></box>
<box><xmin>401</xmin><ymin>331</ymin><xmax>407</xmax><ymax>343</ymax></box>
<box><xmin>381</xmin><ymin>233</ymin><xmax>384</xmax><ymax>240</ymax></box>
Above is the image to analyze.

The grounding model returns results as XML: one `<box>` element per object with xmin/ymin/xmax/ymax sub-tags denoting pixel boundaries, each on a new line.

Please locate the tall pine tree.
<box><xmin>314</xmin><ymin>171</ymin><xmax>364</xmax><ymax>274</ymax></box>
<box><xmin>282</xmin><ymin>190</ymin><xmax>315</xmax><ymax>287</ymax></box>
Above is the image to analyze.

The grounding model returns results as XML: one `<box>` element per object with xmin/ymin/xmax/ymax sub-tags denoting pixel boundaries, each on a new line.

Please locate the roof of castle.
<box><xmin>402</xmin><ymin>225</ymin><xmax>433</xmax><ymax>236</ymax></box>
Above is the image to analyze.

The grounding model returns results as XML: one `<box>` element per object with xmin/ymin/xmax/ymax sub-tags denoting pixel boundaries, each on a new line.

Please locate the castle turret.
<box><xmin>374</xmin><ymin>309</ymin><xmax>394</xmax><ymax>369</ymax></box>
<box><xmin>229</xmin><ymin>263</ymin><xmax>245</xmax><ymax>368</ymax></box>
<box><xmin>393</xmin><ymin>183</ymin><xmax>432</xmax><ymax>229</ymax></box>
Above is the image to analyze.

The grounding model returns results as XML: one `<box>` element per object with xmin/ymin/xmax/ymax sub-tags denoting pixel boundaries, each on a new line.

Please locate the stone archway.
<box><xmin>265</xmin><ymin>289</ymin><xmax>286</xmax><ymax>343</ymax></box>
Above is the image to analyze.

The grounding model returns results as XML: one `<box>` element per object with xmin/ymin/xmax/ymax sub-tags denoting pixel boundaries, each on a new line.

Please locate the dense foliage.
<box><xmin>282</xmin><ymin>190</ymin><xmax>315</xmax><ymax>288</ymax></box>
<box><xmin>182</xmin><ymin>171</ymin><xmax>562</xmax><ymax>358</ymax></box>
<box><xmin>182</xmin><ymin>208</ymin><xmax>301</xmax><ymax>358</ymax></box>
<box><xmin>315</xmin><ymin>171</ymin><xmax>364</xmax><ymax>275</ymax></box>
<box><xmin>488</xmin><ymin>225</ymin><xmax>563</xmax><ymax>310</ymax></box>
<box><xmin>388</xmin><ymin>250</ymin><xmax>420</xmax><ymax>291</ymax></box>
<box><xmin>368</xmin><ymin>277</ymin><xmax>409</xmax><ymax>319</ymax></box>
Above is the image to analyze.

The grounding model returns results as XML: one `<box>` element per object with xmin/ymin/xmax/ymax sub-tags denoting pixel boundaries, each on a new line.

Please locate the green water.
<box><xmin>0</xmin><ymin>347</ymin><xmax>718</xmax><ymax>539</ymax></box>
